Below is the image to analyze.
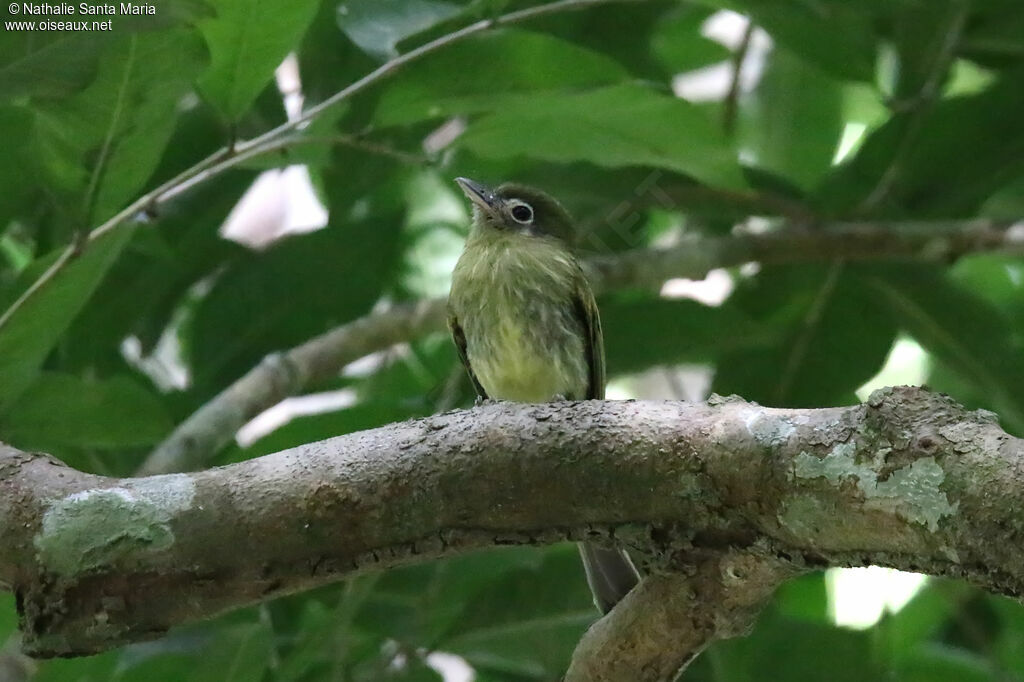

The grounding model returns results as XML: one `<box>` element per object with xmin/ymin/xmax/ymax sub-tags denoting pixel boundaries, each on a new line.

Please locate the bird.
<box><xmin>447</xmin><ymin>176</ymin><xmax>640</xmax><ymax>614</ymax></box>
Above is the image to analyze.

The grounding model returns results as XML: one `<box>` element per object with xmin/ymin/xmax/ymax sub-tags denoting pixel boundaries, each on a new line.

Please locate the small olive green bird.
<box><xmin>447</xmin><ymin>177</ymin><xmax>640</xmax><ymax>614</ymax></box>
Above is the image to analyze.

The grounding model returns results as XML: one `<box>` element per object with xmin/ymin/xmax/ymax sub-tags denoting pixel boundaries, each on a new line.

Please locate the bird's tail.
<box><xmin>578</xmin><ymin>542</ymin><xmax>640</xmax><ymax>614</ymax></box>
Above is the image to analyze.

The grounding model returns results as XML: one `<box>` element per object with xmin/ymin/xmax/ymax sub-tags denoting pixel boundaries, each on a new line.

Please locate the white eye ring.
<box><xmin>508</xmin><ymin>200</ymin><xmax>534</xmax><ymax>224</ymax></box>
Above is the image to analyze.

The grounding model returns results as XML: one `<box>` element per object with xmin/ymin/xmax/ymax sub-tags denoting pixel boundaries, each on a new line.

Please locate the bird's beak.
<box><xmin>455</xmin><ymin>177</ymin><xmax>500</xmax><ymax>215</ymax></box>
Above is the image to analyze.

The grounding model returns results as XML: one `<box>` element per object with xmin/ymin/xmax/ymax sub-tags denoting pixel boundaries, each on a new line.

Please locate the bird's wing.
<box><xmin>573</xmin><ymin>273</ymin><xmax>640</xmax><ymax>613</ymax></box>
<box><xmin>448</xmin><ymin>312</ymin><xmax>489</xmax><ymax>399</ymax></box>
<box><xmin>572</xmin><ymin>270</ymin><xmax>605</xmax><ymax>400</ymax></box>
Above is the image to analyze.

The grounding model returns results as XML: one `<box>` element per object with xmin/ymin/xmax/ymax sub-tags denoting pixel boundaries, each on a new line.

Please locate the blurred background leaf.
<box><xmin>337</xmin><ymin>0</ymin><xmax>463</xmax><ymax>61</ymax></box>
<box><xmin>460</xmin><ymin>83</ymin><xmax>746</xmax><ymax>189</ymax></box>
<box><xmin>197</xmin><ymin>0</ymin><xmax>320</xmax><ymax>122</ymax></box>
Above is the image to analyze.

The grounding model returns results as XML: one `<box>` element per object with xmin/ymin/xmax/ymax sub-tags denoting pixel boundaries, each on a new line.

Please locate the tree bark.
<box><xmin>2</xmin><ymin>387</ymin><xmax>1023</xmax><ymax>671</ymax></box>
<box><xmin>565</xmin><ymin>552</ymin><xmax>796</xmax><ymax>682</ymax></box>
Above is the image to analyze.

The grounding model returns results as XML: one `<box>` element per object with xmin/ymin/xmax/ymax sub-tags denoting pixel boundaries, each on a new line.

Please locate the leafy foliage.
<box><xmin>196</xmin><ymin>0</ymin><xmax>321</xmax><ymax>122</ymax></box>
<box><xmin>3</xmin><ymin>0</ymin><xmax>1024</xmax><ymax>679</ymax></box>
<box><xmin>459</xmin><ymin>83</ymin><xmax>746</xmax><ymax>189</ymax></box>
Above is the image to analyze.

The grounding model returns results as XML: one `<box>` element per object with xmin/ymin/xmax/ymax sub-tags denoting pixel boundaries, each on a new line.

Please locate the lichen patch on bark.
<box><xmin>792</xmin><ymin>443</ymin><xmax>957</xmax><ymax>531</ymax></box>
<box><xmin>34</xmin><ymin>475</ymin><xmax>195</xmax><ymax>576</ymax></box>
<box><xmin>744</xmin><ymin>410</ymin><xmax>795</xmax><ymax>448</ymax></box>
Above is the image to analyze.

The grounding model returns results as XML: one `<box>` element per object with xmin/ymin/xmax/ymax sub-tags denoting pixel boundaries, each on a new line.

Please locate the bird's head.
<box><xmin>455</xmin><ymin>177</ymin><xmax>575</xmax><ymax>245</ymax></box>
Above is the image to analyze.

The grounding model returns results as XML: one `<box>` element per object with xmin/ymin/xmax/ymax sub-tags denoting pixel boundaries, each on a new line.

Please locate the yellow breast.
<box><xmin>471</xmin><ymin>316</ymin><xmax>584</xmax><ymax>402</ymax></box>
<box><xmin>450</xmin><ymin>235</ymin><xmax>590</xmax><ymax>402</ymax></box>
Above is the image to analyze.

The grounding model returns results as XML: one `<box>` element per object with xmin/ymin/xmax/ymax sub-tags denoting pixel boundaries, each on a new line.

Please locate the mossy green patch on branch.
<box><xmin>792</xmin><ymin>443</ymin><xmax>957</xmax><ymax>532</ymax></box>
<box><xmin>34</xmin><ymin>475</ymin><xmax>196</xmax><ymax>577</ymax></box>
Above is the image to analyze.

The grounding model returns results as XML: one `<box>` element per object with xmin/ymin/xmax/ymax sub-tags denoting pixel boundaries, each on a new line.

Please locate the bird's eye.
<box><xmin>509</xmin><ymin>202</ymin><xmax>534</xmax><ymax>224</ymax></box>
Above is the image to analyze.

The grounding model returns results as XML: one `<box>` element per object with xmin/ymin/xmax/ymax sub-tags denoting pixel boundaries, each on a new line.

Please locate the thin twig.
<box><xmin>0</xmin><ymin>0</ymin><xmax>638</xmax><ymax>335</ymax></box>
<box><xmin>722</xmin><ymin>20</ymin><xmax>755</xmax><ymax>137</ymax></box>
<box><xmin>82</xmin><ymin>36</ymin><xmax>138</xmax><ymax>229</ymax></box>
<box><xmin>659</xmin><ymin>180</ymin><xmax>814</xmax><ymax>224</ymax></box>
<box><xmin>304</xmin><ymin>134</ymin><xmax>432</xmax><ymax>166</ymax></box>
<box><xmin>0</xmin><ymin>247</ymin><xmax>76</xmax><ymax>330</ymax></box>
<box><xmin>858</xmin><ymin>3</ymin><xmax>968</xmax><ymax>213</ymax></box>
<box><xmin>0</xmin><ymin>146</ymin><xmax>230</xmax><ymax>330</ymax></box>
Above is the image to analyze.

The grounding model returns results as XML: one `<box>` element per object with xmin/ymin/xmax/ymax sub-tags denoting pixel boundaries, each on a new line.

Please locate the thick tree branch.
<box><xmin>4</xmin><ymin>387</ymin><xmax>1024</xmax><ymax>666</ymax></box>
<box><xmin>144</xmin><ymin>218</ymin><xmax>1023</xmax><ymax>474</ymax></box>
<box><xmin>566</xmin><ymin>551</ymin><xmax>796</xmax><ymax>682</ymax></box>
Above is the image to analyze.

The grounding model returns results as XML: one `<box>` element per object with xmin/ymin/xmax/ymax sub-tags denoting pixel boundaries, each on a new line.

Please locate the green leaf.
<box><xmin>980</xmin><ymin>173</ymin><xmax>1024</xmax><ymax>219</ymax></box>
<box><xmin>890</xmin><ymin>645</ymin><xmax>994</xmax><ymax>682</ymax></box>
<box><xmin>962</xmin><ymin>2</ymin><xmax>1024</xmax><ymax>68</ymax></box>
<box><xmin>344</xmin><ymin>548</ymin><xmax>547</xmax><ymax>654</ymax></box>
<box><xmin>0</xmin><ymin>34</ymin><xmax>103</xmax><ymax>102</ymax></box>
<box><xmin>33</xmin><ymin>653</ymin><xmax>119</xmax><ymax>682</ymax></box>
<box><xmin>886</xmin><ymin>0</ymin><xmax>965</xmax><ymax>102</ymax></box>
<box><xmin>0</xmin><ymin>593</ymin><xmax>16</xmax><ymax>644</ymax></box>
<box><xmin>113</xmin><ymin>653</ymin><xmax>197</xmax><ymax>682</ymax></box>
<box><xmin>297</xmin><ymin>0</ymin><xmax>378</xmax><ymax>105</ymax></box>
<box><xmin>713</xmin><ymin>265</ymin><xmax>897</xmax><ymax>407</ymax></box>
<box><xmin>864</xmin><ymin>265</ymin><xmax>1024</xmax><ymax>434</ymax></box>
<box><xmin>107</xmin><ymin>0</ymin><xmax>217</xmax><ymax>32</ymax></box>
<box><xmin>32</xmin><ymin>29</ymin><xmax>208</xmax><ymax>224</ymax></box>
<box><xmin>874</xmin><ymin>580</ymin><xmax>971</xmax><ymax>667</ymax></box>
<box><xmin>62</xmin><ymin>170</ymin><xmax>252</xmax><ymax>373</ymax></box>
<box><xmin>440</xmin><ymin>546</ymin><xmax>595</xmax><ymax>679</ymax></box>
<box><xmin>188</xmin><ymin>204</ymin><xmax>405</xmax><ymax>393</ymax></box>
<box><xmin>951</xmin><ymin>253</ymin><xmax>1024</xmax><ymax>315</ymax></box>
<box><xmin>109</xmin><ymin>620</ymin><xmax>272</xmax><ymax>682</ymax></box>
<box><xmin>0</xmin><ymin>105</ymin><xmax>37</xmax><ymax>226</ymax></box>
<box><xmin>197</xmin><ymin>0</ymin><xmax>320</xmax><ymax>121</ymax></box>
<box><xmin>459</xmin><ymin>84</ymin><xmax>746</xmax><ymax>190</ymax></box>
<box><xmin>374</xmin><ymin>29</ymin><xmax>629</xmax><ymax>126</ymax></box>
<box><xmin>337</xmin><ymin>0</ymin><xmax>462</xmax><ymax>61</ymax></box>
<box><xmin>709</xmin><ymin>613</ymin><xmax>885</xmax><ymax>682</ymax></box>
<box><xmin>739</xmin><ymin>46</ymin><xmax>844</xmax><ymax>191</ymax></box>
<box><xmin>1</xmin><ymin>372</ymin><xmax>171</xmax><ymax>450</ymax></box>
<box><xmin>817</xmin><ymin>68</ymin><xmax>1024</xmax><ymax>217</ymax></box>
<box><xmin>270</xmin><ymin>590</ymin><xmax>373</xmax><ymax>682</ymax></box>
<box><xmin>601</xmin><ymin>296</ymin><xmax>771</xmax><ymax>376</ymax></box>
<box><xmin>0</xmin><ymin>224</ymin><xmax>136</xmax><ymax>411</ymax></box>
<box><xmin>991</xmin><ymin>590</ymin><xmax>1024</xmax><ymax>674</ymax></box>
<box><xmin>527</xmin><ymin>0</ymin><xmax>679</xmax><ymax>82</ymax></box>
<box><xmin>650</xmin><ymin>5</ymin><xmax>732</xmax><ymax>73</ymax></box>
<box><xmin>357</xmin><ymin>335</ymin><xmax>461</xmax><ymax>405</ymax></box>
<box><xmin>771</xmin><ymin>572</ymin><xmax>829</xmax><ymax>623</ymax></box>
<box><xmin>696</xmin><ymin>0</ymin><xmax>879</xmax><ymax>81</ymax></box>
<box><xmin>188</xmin><ymin>622</ymin><xmax>273</xmax><ymax>682</ymax></box>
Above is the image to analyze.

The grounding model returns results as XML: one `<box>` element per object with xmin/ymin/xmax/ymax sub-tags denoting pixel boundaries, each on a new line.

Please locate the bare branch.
<box><xmin>722</xmin><ymin>20</ymin><xmax>755</xmax><ymax>137</ymax></box>
<box><xmin>5</xmin><ymin>387</ymin><xmax>1024</xmax><ymax>663</ymax></box>
<box><xmin>566</xmin><ymin>551</ymin><xmax>796</xmax><ymax>682</ymax></box>
<box><xmin>138</xmin><ymin>299</ymin><xmax>445</xmax><ymax>475</ymax></box>
<box><xmin>144</xmin><ymin>217</ymin><xmax>1024</xmax><ymax>474</ymax></box>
